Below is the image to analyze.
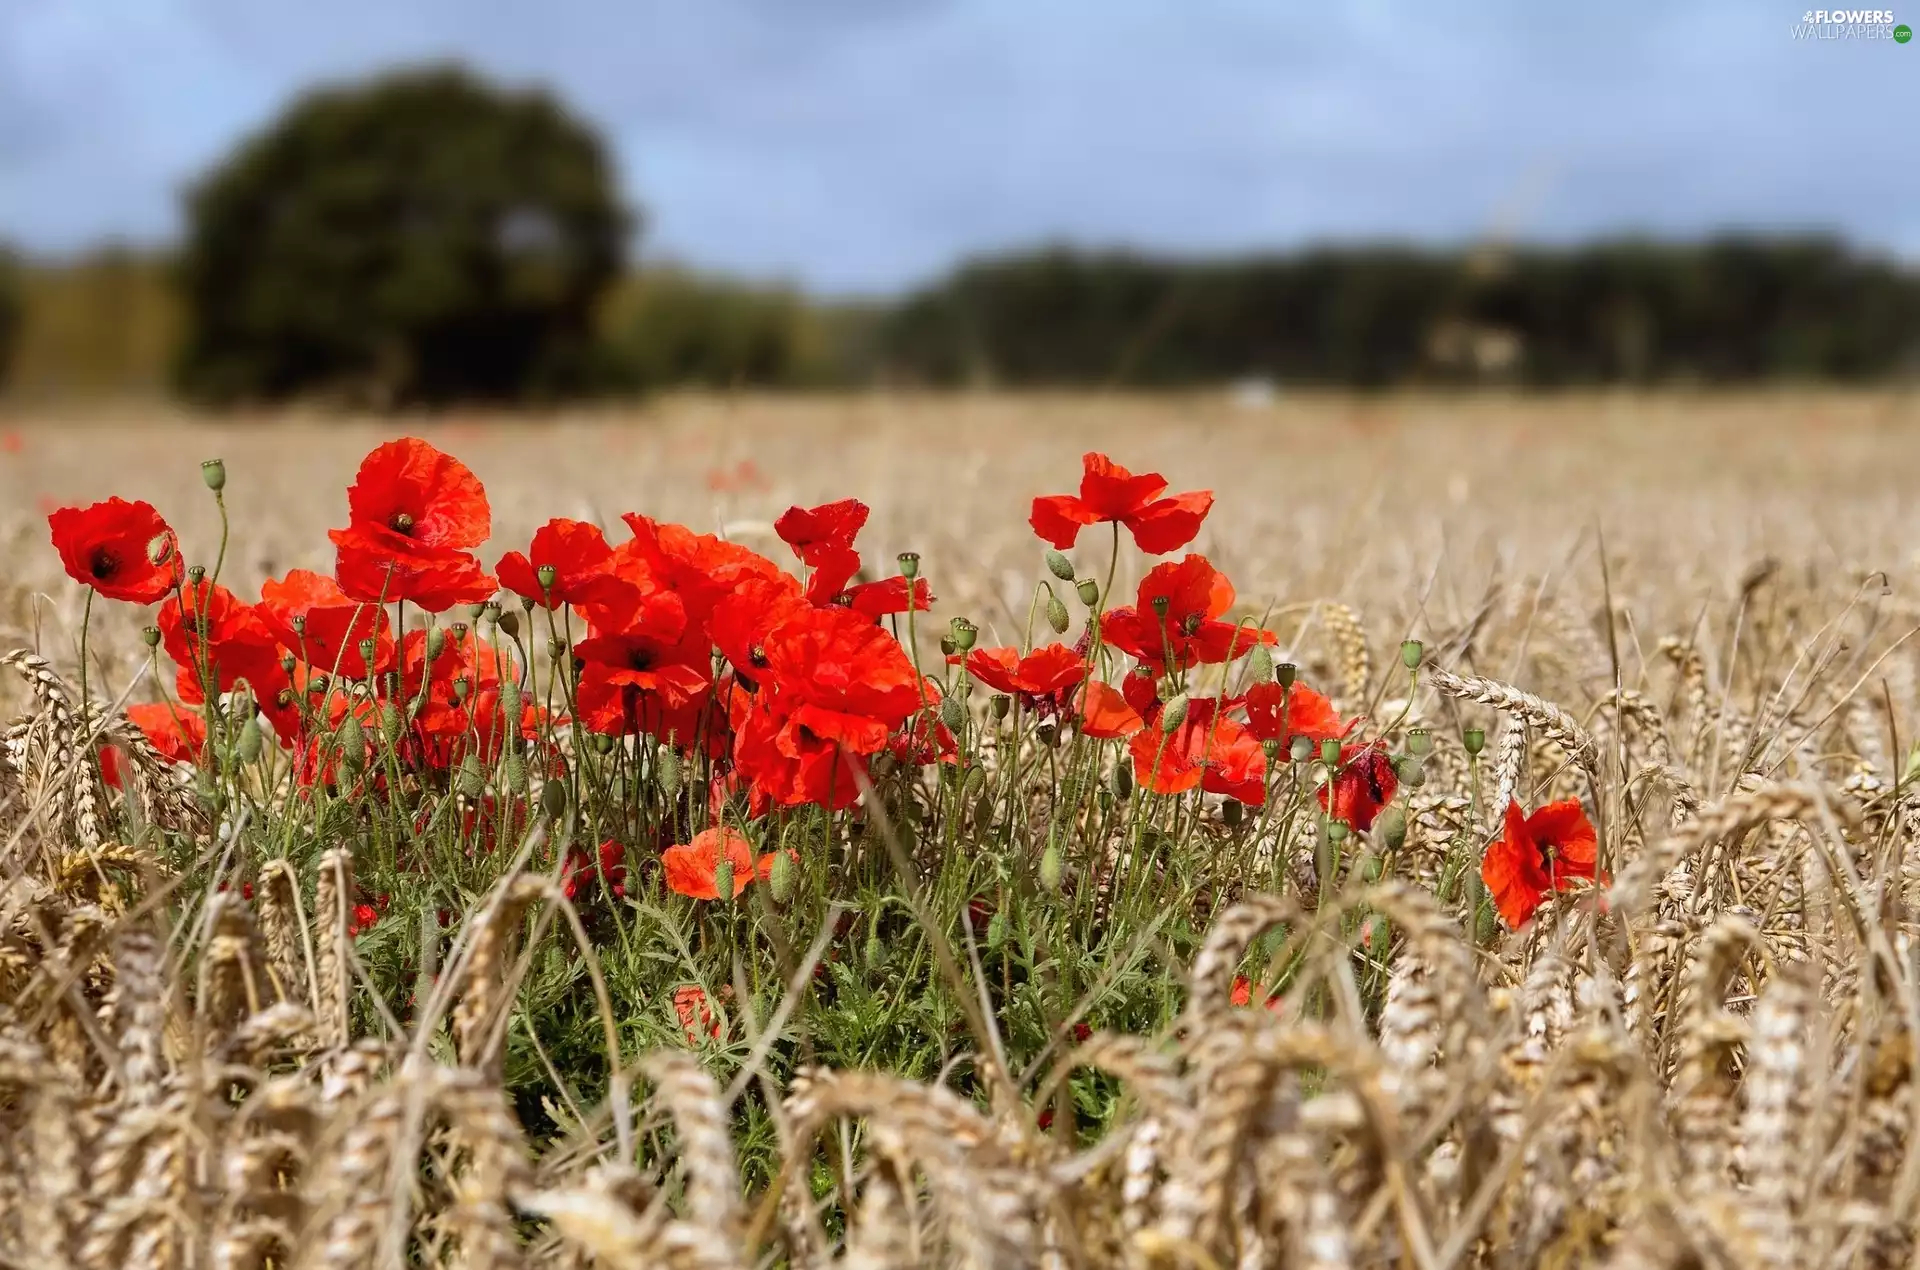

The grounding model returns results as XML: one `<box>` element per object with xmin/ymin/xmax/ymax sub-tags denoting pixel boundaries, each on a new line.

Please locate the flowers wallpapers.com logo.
<box><xmin>1792</xmin><ymin>7</ymin><xmax>1911</xmax><ymax>36</ymax></box>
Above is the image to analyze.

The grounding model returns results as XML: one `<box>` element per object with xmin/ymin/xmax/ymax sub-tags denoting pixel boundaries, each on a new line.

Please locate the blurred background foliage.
<box><xmin>0</xmin><ymin>64</ymin><xmax>1915</xmax><ymax>406</ymax></box>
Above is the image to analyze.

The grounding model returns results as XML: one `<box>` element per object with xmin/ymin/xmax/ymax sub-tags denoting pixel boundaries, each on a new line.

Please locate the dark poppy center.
<box><xmin>1538</xmin><ymin>842</ymin><xmax>1558</xmax><ymax>872</ymax></box>
<box><xmin>389</xmin><ymin>511</ymin><xmax>416</xmax><ymax>535</ymax></box>
<box><xmin>1180</xmin><ymin>613</ymin><xmax>1203</xmax><ymax>636</ymax></box>
<box><xmin>89</xmin><ymin>547</ymin><xmax>119</xmax><ymax>579</ymax></box>
<box><xmin>626</xmin><ymin>647</ymin><xmax>654</xmax><ymax>672</ymax></box>
<box><xmin>748</xmin><ymin>645</ymin><xmax>769</xmax><ymax>668</ymax></box>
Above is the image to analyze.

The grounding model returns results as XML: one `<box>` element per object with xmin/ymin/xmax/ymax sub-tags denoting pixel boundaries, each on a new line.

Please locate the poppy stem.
<box><xmin>76</xmin><ymin>585</ymin><xmax>95</xmax><ymax>716</ymax></box>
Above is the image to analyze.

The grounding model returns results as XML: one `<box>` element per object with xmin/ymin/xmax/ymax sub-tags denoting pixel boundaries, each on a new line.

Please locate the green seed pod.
<box><xmin>1246</xmin><ymin>642</ymin><xmax>1275</xmax><ymax>683</ymax></box>
<box><xmin>452</xmin><ymin>675</ymin><xmax>471</xmax><ymax>702</ymax></box>
<box><xmin>939</xmin><ymin>694</ymin><xmax>966</xmax><ymax>732</ymax></box>
<box><xmin>457</xmin><ymin>754</ymin><xmax>486</xmax><ymax>797</ymax></box>
<box><xmin>141</xmin><ymin>625</ymin><xmax>161</xmax><ymax>649</ymax></box>
<box><xmin>1276</xmin><ymin>662</ymin><xmax>1298</xmax><ymax>689</ymax></box>
<box><xmin>1263</xmin><ymin>737</ymin><xmax>1282</xmax><ymax>761</ymax></box>
<box><xmin>483</xmin><ymin>600</ymin><xmax>503</xmax><ymax>625</ymax></box>
<box><xmin>1221</xmin><ymin>798</ymin><xmax>1244</xmax><ymax>827</ymax></box>
<box><xmin>897</xmin><ymin>551</ymin><xmax>920</xmax><ymax>580</ymax></box>
<box><xmin>1462</xmin><ymin>726</ymin><xmax>1486</xmax><ymax>756</ymax></box>
<box><xmin>990</xmin><ymin>693</ymin><xmax>1011</xmax><ymax>720</ymax></box>
<box><xmin>200</xmin><ymin>458</ymin><xmax>226</xmax><ymax>491</ymax></box>
<box><xmin>768</xmin><ymin>848</ymin><xmax>794</xmax><ymax>902</ymax></box>
<box><xmin>711</xmin><ymin>858</ymin><xmax>735</xmax><ymax>902</ymax></box>
<box><xmin>1044</xmin><ymin>548</ymin><xmax>1075</xmax><ymax>581</ymax></box>
<box><xmin>1400</xmin><ymin>639</ymin><xmax>1424</xmax><ymax>670</ymax></box>
<box><xmin>1036</xmin><ymin>722</ymin><xmax>1059</xmax><ymax>747</ymax></box>
<box><xmin>536</xmin><ymin>563</ymin><xmax>558</xmax><ymax>593</ymax></box>
<box><xmin>1393</xmin><ymin>755</ymin><xmax>1425</xmax><ymax>788</ymax></box>
<box><xmin>496</xmin><ymin>609</ymin><xmax>520</xmax><ymax>638</ymax></box>
<box><xmin>1407</xmin><ymin>727</ymin><xmax>1432</xmax><ymax>756</ymax></box>
<box><xmin>939</xmin><ymin>636</ymin><xmax>958</xmax><ymax>657</ymax></box>
<box><xmin>235</xmin><ymin>714</ymin><xmax>263</xmax><ymax>764</ymax></box>
<box><xmin>1075</xmin><ymin>577</ymin><xmax>1099</xmax><ymax>606</ymax></box>
<box><xmin>1290</xmin><ymin>735</ymin><xmax>1314</xmax><ymax>763</ymax></box>
<box><xmin>503</xmin><ymin>755</ymin><xmax>528</xmax><ymax>791</ymax></box>
<box><xmin>426</xmin><ymin>626</ymin><xmax>447</xmax><ymax>661</ymax></box>
<box><xmin>1326</xmin><ymin>818</ymin><xmax>1350</xmax><ymax>843</ymax></box>
<box><xmin>288</xmin><ymin>614</ymin><xmax>308</xmax><ymax>636</ymax></box>
<box><xmin>541</xmin><ymin>778</ymin><xmax>569</xmax><ymax>818</ymax></box>
<box><xmin>592</xmin><ymin>733</ymin><xmax>617</xmax><ymax>755</ymax></box>
<box><xmin>656</xmin><ymin>749</ymin><xmax>683</xmax><ymax>796</ymax></box>
<box><xmin>949</xmin><ymin>617</ymin><xmax>977</xmax><ymax>652</ymax></box>
<box><xmin>1039</xmin><ymin>841</ymin><xmax>1064</xmax><ymax>892</ymax></box>
<box><xmin>1110</xmin><ymin>762</ymin><xmax>1133</xmax><ymax>801</ymax></box>
<box><xmin>986</xmin><ymin>909</ymin><xmax>1008</xmax><ymax>951</ymax></box>
<box><xmin>1318</xmin><ymin>737</ymin><xmax>1342</xmax><ymax>767</ymax></box>
<box><xmin>464</xmin><ymin>603</ymin><xmax>487</xmax><ymax>622</ymax></box>
<box><xmin>547</xmin><ymin>635</ymin><xmax>567</xmax><ymax>659</ymax></box>
<box><xmin>1160</xmin><ymin>693</ymin><xmax>1189</xmax><ymax>730</ymax></box>
<box><xmin>1375</xmin><ymin>805</ymin><xmax>1409</xmax><ymax>852</ymax></box>
<box><xmin>187</xmin><ymin>564</ymin><xmax>206</xmax><ymax>586</ymax></box>
<box><xmin>1045</xmin><ymin>592</ymin><xmax>1070</xmax><ymax>634</ymax></box>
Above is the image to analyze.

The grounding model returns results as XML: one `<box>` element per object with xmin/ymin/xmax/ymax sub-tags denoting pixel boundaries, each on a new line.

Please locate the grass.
<box><xmin>3</xmin><ymin>389</ymin><xmax>1920</xmax><ymax>1268</ymax></box>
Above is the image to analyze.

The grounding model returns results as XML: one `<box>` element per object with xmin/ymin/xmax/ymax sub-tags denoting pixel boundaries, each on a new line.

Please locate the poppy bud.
<box><xmin>497</xmin><ymin>609</ymin><xmax>519</xmax><ymax>638</ymax></box>
<box><xmin>148</xmin><ymin>533</ymin><xmax>176</xmax><ymax>568</ymax></box>
<box><xmin>1247</xmin><ymin>643</ymin><xmax>1275</xmax><ymax>683</ymax></box>
<box><xmin>457</xmin><ymin>755</ymin><xmax>486</xmax><ymax>797</ymax></box>
<box><xmin>1110</xmin><ymin>762</ymin><xmax>1133</xmax><ymax>801</ymax></box>
<box><xmin>950</xmin><ymin>617</ymin><xmax>977</xmax><ymax>652</ymax></box>
<box><xmin>426</xmin><ymin>626</ymin><xmax>447</xmax><ymax>661</ymax></box>
<box><xmin>1326</xmin><ymin>818</ymin><xmax>1350</xmax><ymax>843</ymax></box>
<box><xmin>1277</xmin><ymin>662</ymin><xmax>1298</xmax><ymax>689</ymax></box>
<box><xmin>1075</xmin><ymin>577</ymin><xmax>1100</xmax><ymax>607</ymax></box>
<box><xmin>379</xmin><ymin>701</ymin><xmax>404</xmax><ymax>742</ymax></box>
<box><xmin>1463</xmin><ymin>726</ymin><xmax>1486</xmax><ymax>756</ymax></box>
<box><xmin>200</xmin><ymin>458</ymin><xmax>226</xmax><ymax>492</ymax></box>
<box><xmin>1043</xmin><ymin>548</ymin><xmax>1076</xmax><ymax>581</ymax></box>
<box><xmin>1407</xmin><ymin>727</ymin><xmax>1432</xmax><ymax>756</ymax></box>
<box><xmin>897</xmin><ymin>552</ymin><xmax>920</xmax><ymax>580</ymax></box>
<box><xmin>309</xmin><ymin>672</ymin><xmax>330</xmax><ymax>695</ymax></box>
<box><xmin>1045</xmin><ymin>593</ymin><xmax>1070</xmax><ymax>635</ymax></box>
<box><xmin>499</xmin><ymin>675</ymin><xmax>522</xmax><ymax>719</ymax></box>
<box><xmin>768</xmin><ymin>848</ymin><xmax>794</xmax><ymax>902</ymax></box>
<box><xmin>541</xmin><ymin>778</ymin><xmax>569</xmax><ymax>818</ymax></box>
<box><xmin>141</xmin><ymin>625</ymin><xmax>161</xmax><ymax>649</ymax></box>
<box><xmin>1376</xmin><ymin>805</ymin><xmax>1408</xmax><ymax>852</ymax></box>
<box><xmin>1394</xmin><ymin>756</ymin><xmax>1425</xmax><ymax>788</ymax></box>
<box><xmin>939</xmin><ymin>636</ymin><xmax>958</xmax><ymax>657</ymax></box>
<box><xmin>591</xmin><ymin>733</ymin><xmax>617</xmax><ymax>755</ymax></box>
<box><xmin>1160</xmin><ymin>693</ymin><xmax>1189</xmax><ymax>730</ymax></box>
<box><xmin>1290</xmin><ymin>735</ymin><xmax>1314</xmax><ymax>763</ymax></box>
<box><xmin>187</xmin><ymin>564</ymin><xmax>206</xmax><ymax>586</ymax></box>
<box><xmin>1400</xmin><ymin>639</ymin><xmax>1424</xmax><ymax>670</ymax></box>
<box><xmin>1221</xmin><ymin>799</ymin><xmax>1244</xmax><ymax>827</ymax></box>
<box><xmin>1263</xmin><ymin>737</ymin><xmax>1282</xmax><ymax>761</ymax></box>
<box><xmin>712</xmin><ymin>858</ymin><xmax>735</xmax><ymax>903</ymax></box>
<box><xmin>656</xmin><ymin>749</ymin><xmax>682</xmax><ymax>796</ymax></box>
<box><xmin>502</xmin><ymin>754</ymin><xmax>527</xmax><ymax>791</ymax></box>
<box><xmin>939</xmin><ymin>694</ymin><xmax>965</xmax><ymax>732</ymax></box>
<box><xmin>1039</xmin><ymin>841</ymin><xmax>1063</xmax><ymax>892</ymax></box>
<box><xmin>990</xmin><ymin>694</ymin><xmax>1011</xmax><ymax>720</ymax></box>
<box><xmin>235</xmin><ymin>714</ymin><xmax>264</xmax><ymax>764</ymax></box>
<box><xmin>536</xmin><ymin>563</ymin><xmax>558</xmax><ymax>594</ymax></box>
<box><xmin>337</xmin><ymin>712</ymin><xmax>365</xmax><ymax>766</ymax></box>
<box><xmin>986</xmin><ymin>909</ymin><xmax>1008</xmax><ymax>951</ymax></box>
<box><xmin>865</xmin><ymin>926</ymin><xmax>884</xmax><ymax>967</ymax></box>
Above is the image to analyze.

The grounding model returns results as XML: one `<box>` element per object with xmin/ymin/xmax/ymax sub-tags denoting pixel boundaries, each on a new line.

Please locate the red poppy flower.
<box><xmin>1030</xmin><ymin>452</ymin><xmax>1214</xmax><ymax>554</ymax></box>
<box><xmin>761</xmin><ymin>606</ymin><xmax>924</xmax><ymax>724</ymax></box>
<box><xmin>1241</xmin><ymin>681</ymin><xmax>1354</xmax><ymax>749</ymax></box>
<box><xmin>1481</xmin><ymin>799</ymin><xmax>1602</xmax><ymax>929</ymax></box>
<box><xmin>48</xmin><ymin>498</ymin><xmax>183</xmax><ymax>603</ymax></box>
<box><xmin>1078</xmin><ymin>680</ymin><xmax>1147</xmax><ymax>739</ymax></box>
<box><xmin>661</xmin><ymin>827</ymin><xmax>785</xmax><ymax>899</ymax></box>
<box><xmin>709</xmin><ymin>573</ymin><xmax>808</xmax><ymax>682</ymax></box>
<box><xmin>615</xmin><ymin>515</ymin><xmax>783</xmax><ymax>629</ymax></box>
<box><xmin>259</xmin><ymin>569</ymin><xmax>395</xmax><ymax>679</ymax></box>
<box><xmin>328</xmin><ymin>438</ymin><xmax>497</xmax><ymax>611</ymax></box>
<box><xmin>1101</xmin><ymin>555</ymin><xmax>1274</xmax><ymax>673</ymax></box>
<box><xmin>673</xmin><ymin>984</ymin><xmax>725</xmax><ymax>1044</ymax></box>
<box><xmin>159</xmin><ymin>580</ymin><xmax>286</xmax><ymax>700</ymax></box>
<box><xmin>496</xmin><ymin>518</ymin><xmax>630</xmax><ymax>610</ymax></box>
<box><xmin>775</xmin><ymin>499</ymin><xmax>869</xmax><ymax>567</ymax></box>
<box><xmin>100</xmin><ymin>702</ymin><xmax>208</xmax><ymax>788</ymax></box>
<box><xmin>1230</xmin><ymin>975</ymin><xmax>1284</xmax><ymax>1012</ymax></box>
<box><xmin>950</xmin><ymin>644</ymin><xmax>1088</xmax><ymax>700</ymax></box>
<box><xmin>1128</xmin><ymin>698</ymin><xmax>1268</xmax><ymax>805</ymax></box>
<box><xmin>1319</xmin><ymin>741</ymin><xmax>1398</xmax><ymax>831</ymax></box>
<box><xmin>803</xmin><ymin>548</ymin><xmax>935</xmax><ymax>618</ymax></box>
<box><xmin>562</xmin><ymin>838</ymin><xmax>628</xmax><ymax>901</ymax></box>
<box><xmin>573</xmin><ymin>594</ymin><xmax>712</xmax><ymax>735</ymax></box>
<box><xmin>348</xmin><ymin>897</ymin><xmax>386</xmax><ymax>936</ymax></box>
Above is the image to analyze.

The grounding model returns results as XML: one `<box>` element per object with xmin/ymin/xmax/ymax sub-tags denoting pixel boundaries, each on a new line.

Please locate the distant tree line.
<box><xmin>0</xmin><ymin>65</ymin><xmax>1915</xmax><ymax>403</ymax></box>
<box><xmin>876</xmin><ymin>239</ymin><xmax>1920</xmax><ymax>388</ymax></box>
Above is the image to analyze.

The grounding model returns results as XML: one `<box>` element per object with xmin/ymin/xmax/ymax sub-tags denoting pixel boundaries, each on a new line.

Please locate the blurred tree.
<box><xmin>175</xmin><ymin>65</ymin><xmax>630</xmax><ymax>406</ymax></box>
<box><xmin>0</xmin><ymin>246</ymin><xmax>22</xmax><ymax>386</ymax></box>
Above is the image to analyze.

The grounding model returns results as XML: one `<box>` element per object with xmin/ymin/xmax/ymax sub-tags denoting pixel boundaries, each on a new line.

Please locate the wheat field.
<box><xmin>5</xmin><ymin>390</ymin><xmax>1920</xmax><ymax>1269</ymax></box>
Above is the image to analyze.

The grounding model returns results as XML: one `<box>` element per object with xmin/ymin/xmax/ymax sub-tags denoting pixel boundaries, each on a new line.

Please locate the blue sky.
<box><xmin>0</xmin><ymin>0</ymin><xmax>1912</xmax><ymax>294</ymax></box>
